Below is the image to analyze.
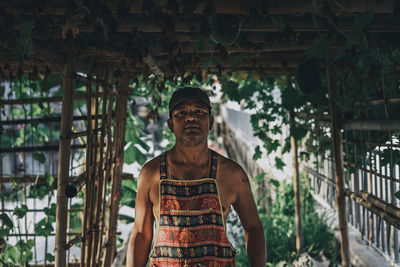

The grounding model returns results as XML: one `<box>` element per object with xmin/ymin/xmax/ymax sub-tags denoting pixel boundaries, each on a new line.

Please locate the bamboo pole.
<box><xmin>88</xmin><ymin>64</ymin><xmax>102</xmax><ymax>267</ymax></box>
<box><xmin>98</xmin><ymin>69</ymin><xmax>115</xmax><ymax>263</ymax></box>
<box><xmin>65</xmin><ymin>172</ymin><xmax>87</xmax><ymax>198</ymax></box>
<box><xmin>290</xmin><ymin>109</ymin><xmax>303</xmax><ymax>252</ymax></box>
<box><xmin>102</xmin><ymin>72</ymin><xmax>129</xmax><ymax>267</ymax></box>
<box><xmin>80</xmin><ymin>59</ymin><xmax>93</xmax><ymax>267</ymax></box>
<box><xmin>327</xmin><ymin>66</ymin><xmax>351</xmax><ymax>267</ymax></box>
<box><xmin>55</xmin><ymin>59</ymin><xmax>75</xmax><ymax>267</ymax></box>
<box><xmin>345</xmin><ymin>191</ymin><xmax>400</xmax><ymax>230</ymax></box>
<box><xmin>93</xmin><ymin>66</ymin><xmax>110</xmax><ymax>265</ymax></box>
<box><xmin>358</xmin><ymin>190</ymin><xmax>400</xmax><ymax>218</ymax></box>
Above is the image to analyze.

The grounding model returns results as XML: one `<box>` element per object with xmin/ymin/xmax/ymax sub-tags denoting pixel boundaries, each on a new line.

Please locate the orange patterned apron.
<box><xmin>149</xmin><ymin>150</ymin><xmax>236</xmax><ymax>267</ymax></box>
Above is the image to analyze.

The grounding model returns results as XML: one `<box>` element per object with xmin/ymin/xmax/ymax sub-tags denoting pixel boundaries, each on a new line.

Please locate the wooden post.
<box><xmin>327</xmin><ymin>66</ymin><xmax>351</xmax><ymax>266</ymax></box>
<box><xmin>55</xmin><ymin>59</ymin><xmax>75</xmax><ymax>267</ymax></box>
<box><xmin>101</xmin><ymin>72</ymin><xmax>129</xmax><ymax>267</ymax></box>
<box><xmin>290</xmin><ymin>109</ymin><xmax>303</xmax><ymax>252</ymax></box>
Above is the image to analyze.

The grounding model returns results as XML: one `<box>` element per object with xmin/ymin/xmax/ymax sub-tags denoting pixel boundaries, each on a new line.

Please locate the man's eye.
<box><xmin>176</xmin><ymin>111</ymin><xmax>186</xmax><ymax>117</ymax></box>
<box><xmin>195</xmin><ymin>110</ymin><xmax>205</xmax><ymax>116</ymax></box>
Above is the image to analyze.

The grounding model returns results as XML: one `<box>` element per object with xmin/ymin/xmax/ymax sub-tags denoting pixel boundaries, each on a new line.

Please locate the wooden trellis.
<box><xmin>0</xmin><ymin>59</ymin><xmax>130</xmax><ymax>266</ymax></box>
<box><xmin>1</xmin><ymin>0</ymin><xmax>400</xmax><ymax>266</ymax></box>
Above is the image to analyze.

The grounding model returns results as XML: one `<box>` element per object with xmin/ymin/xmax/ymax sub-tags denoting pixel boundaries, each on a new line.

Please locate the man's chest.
<box><xmin>150</xmin><ymin>178</ymin><xmax>235</xmax><ymax>223</ymax></box>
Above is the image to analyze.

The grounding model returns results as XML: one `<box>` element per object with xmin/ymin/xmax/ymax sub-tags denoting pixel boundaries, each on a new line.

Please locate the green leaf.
<box><xmin>118</xmin><ymin>214</ymin><xmax>135</xmax><ymax>224</ymax></box>
<box><xmin>35</xmin><ymin>221</ymin><xmax>54</xmax><ymax>237</ymax></box>
<box><xmin>254</xmin><ymin>172</ymin><xmax>266</xmax><ymax>182</ymax></box>
<box><xmin>200</xmin><ymin>56</ymin><xmax>222</xmax><ymax>69</ymax></box>
<box><xmin>6</xmin><ymin>245</ymin><xmax>18</xmax><ymax>263</ymax></box>
<box><xmin>231</xmin><ymin>54</ymin><xmax>248</xmax><ymax>71</ymax></box>
<box><xmin>300</xmin><ymin>152</ymin><xmax>310</xmax><ymax>161</ymax></box>
<box><xmin>0</xmin><ymin>213</ymin><xmax>14</xmax><ymax>228</ymax></box>
<box><xmin>46</xmin><ymin>172</ymin><xmax>55</xmax><ymax>187</ymax></box>
<box><xmin>275</xmin><ymin>157</ymin><xmax>286</xmax><ymax>170</ymax></box>
<box><xmin>221</xmin><ymin>80</ymin><xmax>240</xmax><ymax>102</ymax></box>
<box><xmin>13</xmin><ymin>22</ymin><xmax>34</xmax><ymax>64</ymax></box>
<box><xmin>120</xmin><ymin>179</ymin><xmax>137</xmax><ymax>207</ymax></box>
<box><xmin>13</xmin><ymin>205</ymin><xmax>28</xmax><ymax>219</ymax></box>
<box><xmin>29</xmin><ymin>183</ymin><xmax>49</xmax><ymax>199</ymax></box>
<box><xmin>124</xmin><ymin>143</ymin><xmax>147</xmax><ymax>165</ymax></box>
<box><xmin>44</xmin><ymin>203</ymin><xmax>57</xmax><ymax>217</ymax></box>
<box><xmin>348</xmin><ymin>11</ymin><xmax>374</xmax><ymax>46</ymax></box>
<box><xmin>45</xmin><ymin>253</ymin><xmax>55</xmax><ymax>262</ymax></box>
<box><xmin>253</xmin><ymin>145</ymin><xmax>262</xmax><ymax>160</ymax></box>
<box><xmin>33</xmin><ymin>151</ymin><xmax>46</xmax><ymax>163</ymax></box>
<box><xmin>195</xmin><ymin>35</ymin><xmax>206</xmax><ymax>52</ymax></box>
<box><xmin>305</xmin><ymin>34</ymin><xmax>336</xmax><ymax>60</ymax></box>
<box><xmin>394</xmin><ymin>191</ymin><xmax>400</xmax><ymax>200</ymax></box>
<box><xmin>291</xmin><ymin>125</ymin><xmax>308</xmax><ymax>140</ymax></box>
<box><xmin>269</xmin><ymin>179</ymin><xmax>280</xmax><ymax>188</ymax></box>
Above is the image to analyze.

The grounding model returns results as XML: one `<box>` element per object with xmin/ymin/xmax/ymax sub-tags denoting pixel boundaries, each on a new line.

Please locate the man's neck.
<box><xmin>170</xmin><ymin>143</ymin><xmax>209</xmax><ymax>164</ymax></box>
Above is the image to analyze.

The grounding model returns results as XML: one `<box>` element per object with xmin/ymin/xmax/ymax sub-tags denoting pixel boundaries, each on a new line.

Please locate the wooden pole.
<box><xmin>290</xmin><ymin>109</ymin><xmax>303</xmax><ymax>252</ymax></box>
<box><xmin>327</xmin><ymin>66</ymin><xmax>351</xmax><ymax>266</ymax></box>
<box><xmin>102</xmin><ymin>72</ymin><xmax>129</xmax><ymax>267</ymax></box>
<box><xmin>55</xmin><ymin>59</ymin><xmax>75</xmax><ymax>267</ymax></box>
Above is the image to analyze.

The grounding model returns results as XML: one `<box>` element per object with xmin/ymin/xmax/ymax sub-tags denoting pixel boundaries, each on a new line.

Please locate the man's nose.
<box><xmin>185</xmin><ymin>112</ymin><xmax>198</xmax><ymax>121</ymax></box>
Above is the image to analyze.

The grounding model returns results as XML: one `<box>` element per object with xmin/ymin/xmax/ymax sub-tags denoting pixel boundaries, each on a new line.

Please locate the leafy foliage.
<box><xmin>230</xmin><ymin>176</ymin><xmax>337</xmax><ymax>265</ymax></box>
<box><xmin>221</xmin><ymin>73</ymin><xmax>315</xmax><ymax>167</ymax></box>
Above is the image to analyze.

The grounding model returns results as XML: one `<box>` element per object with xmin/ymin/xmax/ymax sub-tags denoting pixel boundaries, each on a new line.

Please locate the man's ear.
<box><xmin>209</xmin><ymin>115</ymin><xmax>214</xmax><ymax>130</ymax></box>
<box><xmin>167</xmin><ymin>118</ymin><xmax>174</xmax><ymax>132</ymax></box>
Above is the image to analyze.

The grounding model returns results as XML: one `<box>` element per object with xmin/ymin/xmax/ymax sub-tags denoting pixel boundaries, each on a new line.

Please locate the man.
<box><xmin>127</xmin><ymin>87</ymin><xmax>266</xmax><ymax>267</ymax></box>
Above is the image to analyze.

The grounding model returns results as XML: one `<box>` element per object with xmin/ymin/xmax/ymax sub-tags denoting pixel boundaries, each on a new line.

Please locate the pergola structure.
<box><xmin>0</xmin><ymin>1</ymin><xmax>399</xmax><ymax>266</ymax></box>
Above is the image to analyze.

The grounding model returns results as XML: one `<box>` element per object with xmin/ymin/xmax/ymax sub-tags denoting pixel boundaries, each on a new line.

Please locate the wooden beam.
<box><xmin>55</xmin><ymin>59</ymin><xmax>75</xmax><ymax>267</ymax></box>
<box><xmin>0</xmin><ymin>144</ymin><xmax>85</xmax><ymax>153</ymax></box>
<box><xmin>0</xmin><ymin>173</ymin><xmax>134</xmax><ymax>184</ymax></box>
<box><xmin>4</xmin><ymin>0</ymin><xmax>395</xmax><ymax>15</ymax></box>
<box><xmin>342</xmin><ymin>120</ymin><xmax>400</xmax><ymax>131</ymax></box>
<box><xmin>327</xmin><ymin>66</ymin><xmax>351</xmax><ymax>267</ymax></box>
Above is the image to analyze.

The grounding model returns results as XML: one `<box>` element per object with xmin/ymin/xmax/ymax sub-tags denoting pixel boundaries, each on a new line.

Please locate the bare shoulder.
<box><xmin>137</xmin><ymin>154</ymin><xmax>162</xmax><ymax>187</ymax></box>
<box><xmin>214</xmin><ymin>151</ymin><xmax>248</xmax><ymax>183</ymax></box>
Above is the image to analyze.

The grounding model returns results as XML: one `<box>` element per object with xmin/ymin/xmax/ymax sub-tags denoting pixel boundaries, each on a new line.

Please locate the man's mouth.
<box><xmin>184</xmin><ymin>124</ymin><xmax>200</xmax><ymax>129</ymax></box>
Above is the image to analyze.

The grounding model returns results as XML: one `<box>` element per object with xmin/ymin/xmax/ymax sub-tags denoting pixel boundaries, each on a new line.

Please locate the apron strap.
<box><xmin>209</xmin><ymin>150</ymin><xmax>218</xmax><ymax>179</ymax></box>
<box><xmin>160</xmin><ymin>153</ymin><xmax>168</xmax><ymax>180</ymax></box>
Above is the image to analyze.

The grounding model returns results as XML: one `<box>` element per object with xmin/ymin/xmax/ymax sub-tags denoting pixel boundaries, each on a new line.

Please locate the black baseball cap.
<box><xmin>169</xmin><ymin>87</ymin><xmax>211</xmax><ymax>117</ymax></box>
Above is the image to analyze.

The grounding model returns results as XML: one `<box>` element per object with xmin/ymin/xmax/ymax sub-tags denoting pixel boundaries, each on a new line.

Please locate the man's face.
<box><xmin>167</xmin><ymin>98</ymin><xmax>213</xmax><ymax>147</ymax></box>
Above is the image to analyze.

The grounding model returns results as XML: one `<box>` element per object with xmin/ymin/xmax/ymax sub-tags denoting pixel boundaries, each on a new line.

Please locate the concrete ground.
<box><xmin>313</xmin><ymin>193</ymin><xmax>394</xmax><ymax>267</ymax></box>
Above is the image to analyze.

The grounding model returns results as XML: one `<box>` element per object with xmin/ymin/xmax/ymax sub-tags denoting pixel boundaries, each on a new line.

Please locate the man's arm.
<box><xmin>232</xmin><ymin>168</ymin><xmax>266</xmax><ymax>267</ymax></box>
<box><xmin>126</xmin><ymin>164</ymin><xmax>155</xmax><ymax>267</ymax></box>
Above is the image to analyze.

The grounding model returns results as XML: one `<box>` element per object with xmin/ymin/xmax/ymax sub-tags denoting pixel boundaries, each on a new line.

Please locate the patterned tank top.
<box><xmin>149</xmin><ymin>150</ymin><xmax>236</xmax><ymax>267</ymax></box>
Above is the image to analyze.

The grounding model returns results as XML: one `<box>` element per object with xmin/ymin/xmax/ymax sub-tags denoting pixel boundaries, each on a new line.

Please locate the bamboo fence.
<box><xmin>0</xmin><ymin>59</ymin><xmax>130</xmax><ymax>266</ymax></box>
<box><xmin>307</xmin><ymin>66</ymin><xmax>400</xmax><ymax>264</ymax></box>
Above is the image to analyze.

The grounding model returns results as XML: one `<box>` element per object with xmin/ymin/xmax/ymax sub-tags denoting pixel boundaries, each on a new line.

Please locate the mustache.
<box><xmin>184</xmin><ymin>122</ymin><xmax>200</xmax><ymax>127</ymax></box>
